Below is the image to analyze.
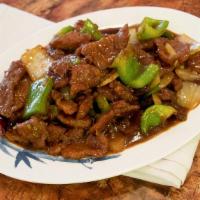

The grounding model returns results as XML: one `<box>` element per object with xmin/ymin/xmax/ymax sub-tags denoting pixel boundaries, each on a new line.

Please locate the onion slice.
<box><xmin>177</xmin><ymin>81</ymin><xmax>200</xmax><ymax>109</ymax></box>
<box><xmin>99</xmin><ymin>72</ymin><xmax>118</xmax><ymax>87</ymax></box>
<box><xmin>129</xmin><ymin>27</ymin><xmax>138</xmax><ymax>44</ymax></box>
<box><xmin>175</xmin><ymin>68</ymin><xmax>200</xmax><ymax>81</ymax></box>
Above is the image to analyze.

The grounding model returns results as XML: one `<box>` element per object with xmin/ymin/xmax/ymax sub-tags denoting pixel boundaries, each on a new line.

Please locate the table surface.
<box><xmin>0</xmin><ymin>0</ymin><xmax>200</xmax><ymax>199</ymax></box>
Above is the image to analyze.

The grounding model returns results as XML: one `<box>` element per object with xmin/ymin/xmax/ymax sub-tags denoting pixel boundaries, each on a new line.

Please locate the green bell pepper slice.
<box><xmin>96</xmin><ymin>96</ymin><xmax>111</xmax><ymax>113</ymax></box>
<box><xmin>129</xmin><ymin>64</ymin><xmax>159</xmax><ymax>89</ymax></box>
<box><xmin>81</xmin><ymin>19</ymin><xmax>102</xmax><ymax>40</ymax></box>
<box><xmin>56</xmin><ymin>25</ymin><xmax>74</xmax><ymax>36</ymax></box>
<box><xmin>112</xmin><ymin>49</ymin><xmax>140</xmax><ymax>85</ymax></box>
<box><xmin>141</xmin><ymin>104</ymin><xmax>176</xmax><ymax>134</ymax></box>
<box><xmin>137</xmin><ymin>17</ymin><xmax>169</xmax><ymax>40</ymax></box>
<box><xmin>23</xmin><ymin>77</ymin><xmax>53</xmax><ymax>119</ymax></box>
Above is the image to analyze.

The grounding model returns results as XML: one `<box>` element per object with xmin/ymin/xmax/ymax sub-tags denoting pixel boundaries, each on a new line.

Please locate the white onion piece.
<box><xmin>177</xmin><ymin>34</ymin><xmax>196</xmax><ymax>44</ymax></box>
<box><xmin>190</xmin><ymin>43</ymin><xmax>200</xmax><ymax>55</ymax></box>
<box><xmin>129</xmin><ymin>28</ymin><xmax>138</xmax><ymax>44</ymax></box>
<box><xmin>160</xmin><ymin>72</ymin><xmax>174</xmax><ymax>89</ymax></box>
<box><xmin>21</xmin><ymin>45</ymin><xmax>53</xmax><ymax>81</ymax></box>
<box><xmin>165</xmin><ymin>43</ymin><xmax>177</xmax><ymax>59</ymax></box>
<box><xmin>177</xmin><ymin>81</ymin><xmax>200</xmax><ymax>109</ymax></box>
<box><xmin>175</xmin><ymin>68</ymin><xmax>200</xmax><ymax>81</ymax></box>
<box><xmin>99</xmin><ymin>72</ymin><xmax>118</xmax><ymax>87</ymax></box>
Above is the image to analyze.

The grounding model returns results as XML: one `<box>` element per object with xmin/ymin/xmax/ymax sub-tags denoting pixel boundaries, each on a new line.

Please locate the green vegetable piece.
<box><xmin>163</xmin><ymin>30</ymin><xmax>175</xmax><ymax>39</ymax></box>
<box><xmin>56</xmin><ymin>25</ymin><xmax>74</xmax><ymax>36</ymax></box>
<box><xmin>129</xmin><ymin>64</ymin><xmax>159</xmax><ymax>89</ymax></box>
<box><xmin>23</xmin><ymin>77</ymin><xmax>53</xmax><ymax>119</ymax></box>
<box><xmin>137</xmin><ymin>17</ymin><xmax>169</xmax><ymax>40</ymax></box>
<box><xmin>96</xmin><ymin>96</ymin><xmax>111</xmax><ymax>113</ymax></box>
<box><xmin>81</xmin><ymin>19</ymin><xmax>102</xmax><ymax>40</ymax></box>
<box><xmin>141</xmin><ymin>105</ymin><xmax>176</xmax><ymax>134</ymax></box>
<box><xmin>112</xmin><ymin>49</ymin><xmax>140</xmax><ymax>85</ymax></box>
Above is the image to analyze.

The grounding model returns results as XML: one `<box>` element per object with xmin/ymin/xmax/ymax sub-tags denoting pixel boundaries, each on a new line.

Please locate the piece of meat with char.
<box><xmin>0</xmin><ymin>61</ymin><xmax>30</xmax><ymax>118</ymax></box>
<box><xmin>5</xmin><ymin>117</ymin><xmax>48</xmax><ymax>149</ymax></box>
<box><xmin>81</xmin><ymin>25</ymin><xmax>129</xmax><ymax>69</ymax></box>
<box><xmin>155</xmin><ymin>37</ymin><xmax>190</xmax><ymax>65</ymax></box>
<box><xmin>70</xmin><ymin>64</ymin><xmax>102</xmax><ymax>96</ymax></box>
<box><xmin>50</xmin><ymin>31</ymin><xmax>91</xmax><ymax>50</ymax></box>
<box><xmin>90</xmin><ymin>100</ymin><xmax>139</xmax><ymax>134</ymax></box>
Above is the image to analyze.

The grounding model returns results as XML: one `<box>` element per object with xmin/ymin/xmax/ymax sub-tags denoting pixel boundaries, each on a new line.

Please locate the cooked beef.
<box><xmin>171</xmin><ymin>76</ymin><xmax>183</xmax><ymax>91</ymax></box>
<box><xmin>49</xmin><ymin>56</ymin><xmax>71</xmax><ymax>77</ymax></box>
<box><xmin>155</xmin><ymin>37</ymin><xmax>190</xmax><ymax>65</ymax></box>
<box><xmin>56</xmin><ymin>99</ymin><xmax>77</xmax><ymax>115</ymax></box>
<box><xmin>158</xmin><ymin>88</ymin><xmax>175</xmax><ymax>101</ymax></box>
<box><xmin>61</xmin><ymin>134</ymin><xmax>108</xmax><ymax>159</ymax></box>
<box><xmin>74</xmin><ymin>20</ymin><xmax>84</xmax><ymax>32</ymax></box>
<box><xmin>138</xmin><ymin>40</ymin><xmax>155</xmax><ymax>50</ymax></box>
<box><xmin>90</xmin><ymin>101</ymin><xmax>139</xmax><ymax>134</ymax></box>
<box><xmin>12</xmin><ymin>77</ymin><xmax>31</xmax><ymax>115</ymax></box>
<box><xmin>47</xmin><ymin>124</ymin><xmax>66</xmax><ymax>144</ymax></box>
<box><xmin>81</xmin><ymin>25</ymin><xmax>129</xmax><ymax>69</ymax></box>
<box><xmin>109</xmin><ymin>80</ymin><xmax>137</xmax><ymax>103</ymax></box>
<box><xmin>77</xmin><ymin>96</ymin><xmax>93</xmax><ymax>119</ymax></box>
<box><xmin>50</xmin><ymin>31</ymin><xmax>91</xmax><ymax>50</ymax></box>
<box><xmin>0</xmin><ymin>61</ymin><xmax>28</xmax><ymax>118</ymax></box>
<box><xmin>70</xmin><ymin>64</ymin><xmax>102</xmax><ymax>96</ymax></box>
<box><xmin>57</xmin><ymin>114</ymin><xmax>91</xmax><ymax>129</ymax></box>
<box><xmin>133</xmin><ymin>45</ymin><xmax>156</xmax><ymax>65</ymax></box>
<box><xmin>187</xmin><ymin>51</ymin><xmax>200</xmax><ymax>73</ymax></box>
<box><xmin>49</xmin><ymin>55</ymin><xmax>81</xmax><ymax>89</ymax></box>
<box><xmin>46</xmin><ymin>46</ymin><xmax>65</xmax><ymax>60</ymax></box>
<box><xmin>97</xmin><ymin>86</ymin><xmax>118</xmax><ymax>102</ymax></box>
<box><xmin>5</xmin><ymin>117</ymin><xmax>48</xmax><ymax>149</ymax></box>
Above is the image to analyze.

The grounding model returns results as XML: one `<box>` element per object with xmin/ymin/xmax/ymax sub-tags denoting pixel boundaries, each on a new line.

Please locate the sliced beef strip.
<box><xmin>49</xmin><ymin>55</ymin><xmax>80</xmax><ymax>89</ymax></box>
<box><xmin>62</xmin><ymin>128</ymin><xmax>85</xmax><ymax>144</ymax></box>
<box><xmin>132</xmin><ymin>45</ymin><xmax>156</xmax><ymax>66</ymax></box>
<box><xmin>80</xmin><ymin>25</ymin><xmax>129</xmax><ymax>69</ymax></box>
<box><xmin>56</xmin><ymin>99</ymin><xmax>78</xmax><ymax>115</ymax></box>
<box><xmin>5</xmin><ymin>117</ymin><xmax>48</xmax><ymax>149</ymax></box>
<box><xmin>155</xmin><ymin>37</ymin><xmax>190</xmax><ymax>65</ymax></box>
<box><xmin>97</xmin><ymin>86</ymin><xmax>119</xmax><ymax>102</ymax></box>
<box><xmin>90</xmin><ymin>101</ymin><xmax>139</xmax><ymax>134</ymax></box>
<box><xmin>50</xmin><ymin>31</ymin><xmax>91</xmax><ymax>50</ymax></box>
<box><xmin>57</xmin><ymin>114</ymin><xmax>91</xmax><ymax>129</ymax></box>
<box><xmin>77</xmin><ymin>96</ymin><xmax>93</xmax><ymax>119</ymax></box>
<box><xmin>0</xmin><ymin>61</ymin><xmax>28</xmax><ymax>118</ymax></box>
<box><xmin>11</xmin><ymin>77</ymin><xmax>31</xmax><ymax>118</ymax></box>
<box><xmin>171</xmin><ymin>76</ymin><xmax>183</xmax><ymax>91</ymax></box>
<box><xmin>48</xmin><ymin>128</ymin><xmax>85</xmax><ymax>156</ymax></box>
<box><xmin>61</xmin><ymin>134</ymin><xmax>108</xmax><ymax>159</ymax></box>
<box><xmin>158</xmin><ymin>88</ymin><xmax>175</xmax><ymax>101</ymax></box>
<box><xmin>109</xmin><ymin>80</ymin><xmax>137</xmax><ymax>103</ymax></box>
<box><xmin>47</xmin><ymin>124</ymin><xmax>66</xmax><ymax>144</ymax></box>
<box><xmin>70</xmin><ymin>64</ymin><xmax>102</xmax><ymax>96</ymax></box>
<box><xmin>51</xmin><ymin>90</ymin><xmax>78</xmax><ymax>115</ymax></box>
<box><xmin>46</xmin><ymin>45</ymin><xmax>65</xmax><ymax>60</ymax></box>
<box><xmin>187</xmin><ymin>51</ymin><xmax>200</xmax><ymax>73</ymax></box>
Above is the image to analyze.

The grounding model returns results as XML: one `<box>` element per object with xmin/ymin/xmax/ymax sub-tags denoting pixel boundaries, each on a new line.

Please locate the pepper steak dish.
<box><xmin>1</xmin><ymin>17</ymin><xmax>200</xmax><ymax>159</ymax></box>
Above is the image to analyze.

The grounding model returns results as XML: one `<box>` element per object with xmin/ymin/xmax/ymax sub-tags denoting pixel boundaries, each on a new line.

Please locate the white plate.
<box><xmin>0</xmin><ymin>6</ymin><xmax>200</xmax><ymax>184</ymax></box>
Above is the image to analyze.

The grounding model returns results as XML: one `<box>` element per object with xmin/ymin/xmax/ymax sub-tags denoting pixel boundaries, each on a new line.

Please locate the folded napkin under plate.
<box><xmin>0</xmin><ymin>3</ymin><xmax>199</xmax><ymax>188</ymax></box>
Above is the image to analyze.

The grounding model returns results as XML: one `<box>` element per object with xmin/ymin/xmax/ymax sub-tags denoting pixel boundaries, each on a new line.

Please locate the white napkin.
<box><xmin>1</xmin><ymin>3</ymin><xmax>199</xmax><ymax>188</ymax></box>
